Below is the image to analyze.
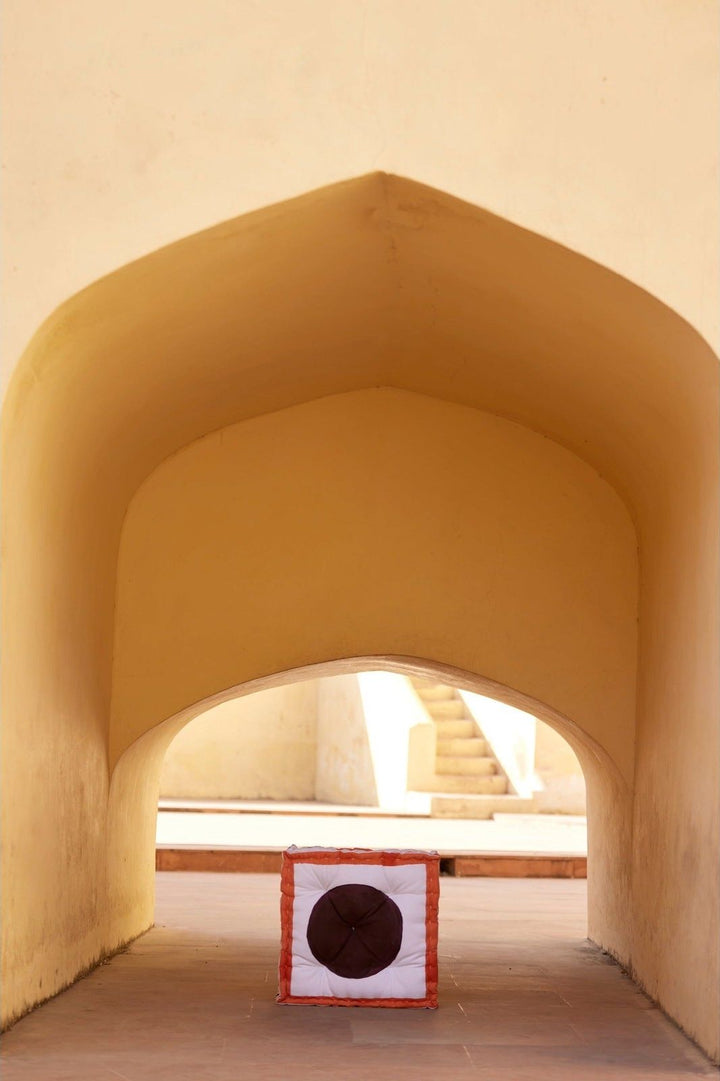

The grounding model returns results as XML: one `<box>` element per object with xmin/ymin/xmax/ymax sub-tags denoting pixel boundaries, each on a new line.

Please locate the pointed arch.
<box><xmin>2</xmin><ymin>174</ymin><xmax>717</xmax><ymax>1055</ymax></box>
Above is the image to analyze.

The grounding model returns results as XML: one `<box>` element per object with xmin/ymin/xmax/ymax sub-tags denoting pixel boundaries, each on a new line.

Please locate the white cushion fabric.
<box><xmin>289</xmin><ymin>858</ymin><xmax>429</xmax><ymax>1000</ymax></box>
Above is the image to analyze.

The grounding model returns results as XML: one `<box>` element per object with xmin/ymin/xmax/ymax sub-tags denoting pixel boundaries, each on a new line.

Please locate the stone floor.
<box><xmin>2</xmin><ymin>873</ymin><xmax>716</xmax><ymax>1080</ymax></box>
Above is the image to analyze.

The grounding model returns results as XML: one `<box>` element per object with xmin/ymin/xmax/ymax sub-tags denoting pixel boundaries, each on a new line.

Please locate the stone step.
<box><xmin>436</xmin><ymin>737</ymin><xmax>488</xmax><ymax>757</ymax></box>
<box><xmin>422</xmin><ymin>773</ymin><xmax>508</xmax><ymax>794</ymax></box>
<box><xmin>436</xmin><ymin>755</ymin><xmax>497</xmax><ymax>776</ymax></box>
<box><xmin>414</xmin><ymin>684</ymin><xmax>456</xmax><ymax>701</ymax></box>
<box><xmin>429</xmin><ymin>794</ymin><xmax>537</xmax><ymax>820</ymax></box>
<box><xmin>434</xmin><ymin>719</ymin><xmax>475</xmax><ymax>739</ymax></box>
<box><xmin>427</xmin><ymin>699</ymin><xmax>466</xmax><ymax>718</ymax></box>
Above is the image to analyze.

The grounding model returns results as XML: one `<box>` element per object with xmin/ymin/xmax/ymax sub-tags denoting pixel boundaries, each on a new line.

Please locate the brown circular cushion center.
<box><xmin>306</xmin><ymin>883</ymin><xmax>404</xmax><ymax>979</ymax></box>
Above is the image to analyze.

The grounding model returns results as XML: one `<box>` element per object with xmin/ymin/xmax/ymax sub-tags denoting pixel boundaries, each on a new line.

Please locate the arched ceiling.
<box><xmin>4</xmin><ymin>173</ymin><xmax>716</xmax><ymax>544</ymax></box>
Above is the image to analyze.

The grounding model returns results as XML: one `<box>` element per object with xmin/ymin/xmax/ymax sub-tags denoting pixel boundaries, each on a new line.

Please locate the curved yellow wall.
<box><xmin>112</xmin><ymin>390</ymin><xmax>637</xmax><ymax>772</ymax></box>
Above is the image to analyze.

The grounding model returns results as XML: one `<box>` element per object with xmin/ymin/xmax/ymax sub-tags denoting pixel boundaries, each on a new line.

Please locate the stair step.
<box><xmin>434</xmin><ymin>719</ymin><xmax>475</xmax><ymax>739</ymax></box>
<box><xmin>436</xmin><ymin>755</ymin><xmax>497</xmax><ymax>776</ymax></box>
<box><xmin>430</xmin><ymin>794</ymin><xmax>536</xmax><ymax>819</ymax></box>
<box><xmin>414</xmin><ymin>684</ymin><xmax>456</xmax><ymax>702</ymax></box>
<box><xmin>436</xmin><ymin>737</ymin><xmax>488</xmax><ymax>757</ymax></box>
<box><xmin>427</xmin><ymin>699</ymin><xmax>466</xmax><ymax>718</ymax></box>
<box><xmin>423</xmin><ymin>774</ymin><xmax>509</xmax><ymax>794</ymax></box>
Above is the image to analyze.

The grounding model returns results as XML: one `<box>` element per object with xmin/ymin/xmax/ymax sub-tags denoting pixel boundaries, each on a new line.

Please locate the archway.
<box><xmin>2</xmin><ymin>174</ymin><xmax>717</xmax><ymax>1058</ymax></box>
<box><xmin>156</xmin><ymin>668</ymin><xmax>588</xmax><ymax>817</ymax></box>
<box><xmin>111</xmin><ymin>650</ymin><xmax>616</xmax><ymax>921</ymax></box>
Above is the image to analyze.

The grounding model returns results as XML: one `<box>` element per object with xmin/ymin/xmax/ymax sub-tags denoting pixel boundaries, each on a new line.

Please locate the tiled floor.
<box><xmin>2</xmin><ymin>873</ymin><xmax>715</xmax><ymax>1080</ymax></box>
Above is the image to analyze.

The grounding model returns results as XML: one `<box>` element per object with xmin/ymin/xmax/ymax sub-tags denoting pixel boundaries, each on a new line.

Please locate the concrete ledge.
<box><xmin>156</xmin><ymin>847</ymin><xmax>586</xmax><ymax>878</ymax></box>
<box><xmin>156</xmin><ymin>847</ymin><xmax>283</xmax><ymax>873</ymax></box>
<box><xmin>444</xmin><ymin>854</ymin><xmax>587</xmax><ymax>878</ymax></box>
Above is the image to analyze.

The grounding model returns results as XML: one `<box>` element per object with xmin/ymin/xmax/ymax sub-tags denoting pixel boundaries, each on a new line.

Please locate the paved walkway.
<box><xmin>156</xmin><ymin>803</ymin><xmax>588</xmax><ymax>855</ymax></box>
<box><xmin>3</xmin><ymin>873</ymin><xmax>714</xmax><ymax>1080</ymax></box>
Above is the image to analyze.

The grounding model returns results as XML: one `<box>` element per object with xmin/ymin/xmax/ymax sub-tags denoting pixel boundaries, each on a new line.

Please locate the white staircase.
<box><xmin>410</xmin><ymin>678</ymin><xmax>535</xmax><ymax>819</ymax></box>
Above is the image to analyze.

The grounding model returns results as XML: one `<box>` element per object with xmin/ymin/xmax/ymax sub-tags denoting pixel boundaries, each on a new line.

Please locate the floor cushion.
<box><xmin>277</xmin><ymin>846</ymin><xmax>440</xmax><ymax>1008</ymax></box>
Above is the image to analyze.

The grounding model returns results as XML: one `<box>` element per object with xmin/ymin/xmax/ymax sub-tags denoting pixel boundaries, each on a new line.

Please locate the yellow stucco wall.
<box><xmin>112</xmin><ymin>391</ymin><xmax>638</xmax><ymax>772</ymax></box>
<box><xmin>1</xmin><ymin>1</ymin><xmax>718</xmax><ymax>1056</ymax></box>
<box><xmin>534</xmin><ymin>721</ymin><xmax>586</xmax><ymax>814</ymax></box>
<box><xmin>314</xmin><ymin>675</ymin><xmax>378</xmax><ymax>807</ymax></box>
<box><xmin>2</xmin><ymin>1</ymin><xmax>717</xmax><ymax>378</ymax></box>
<box><xmin>158</xmin><ymin>682</ymin><xmax>319</xmax><ymax>800</ymax></box>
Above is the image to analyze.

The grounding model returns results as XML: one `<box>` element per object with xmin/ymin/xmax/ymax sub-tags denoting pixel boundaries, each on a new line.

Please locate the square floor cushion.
<box><xmin>277</xmin><ymin>846</ymin><xmax>440</xmax><ymax>1008</ymax></box>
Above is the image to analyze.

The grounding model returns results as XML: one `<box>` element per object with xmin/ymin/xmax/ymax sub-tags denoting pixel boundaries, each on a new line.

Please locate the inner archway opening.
<box><xmin>137</xmin><ymin>659</ymin><xmax>615</xmax><ymax>1060</ymax></box>
<box><xmin>156</xmin><ymin>668</ymin><xmax>587</xmax><ymax>883</ymax></box>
